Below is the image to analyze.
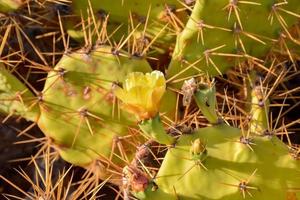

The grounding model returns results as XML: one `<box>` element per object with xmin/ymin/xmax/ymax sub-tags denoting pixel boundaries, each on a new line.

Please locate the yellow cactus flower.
<box><xmin>114</xmin><ymin>70</ymin><xmax>166</xmax><ymax>120</ymax></box>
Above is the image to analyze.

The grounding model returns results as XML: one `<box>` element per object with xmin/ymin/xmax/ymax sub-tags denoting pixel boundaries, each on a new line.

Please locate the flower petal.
<box><xmin>114</xmin><ymin>70</ymin><xmax>166</xmax><ymax>120</ymax></box>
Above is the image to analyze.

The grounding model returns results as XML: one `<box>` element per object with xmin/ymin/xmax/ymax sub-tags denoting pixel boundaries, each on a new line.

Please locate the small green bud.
<box><xmin>190</xmin><ymin>138</ymin><xmax>207</xmax><ymax>161</ymax></box>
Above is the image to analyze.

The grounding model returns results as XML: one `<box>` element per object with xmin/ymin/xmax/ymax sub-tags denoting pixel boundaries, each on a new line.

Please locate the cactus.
<box><xmin>72</xmin><ymin>0</ymin><xmax>183</xmax><ymax>22</ymax></box>
<box><xmin>0</xmin><ymin>45</ymin><xmax>155</xmax><ymax>184</ymax></box>
<box><xmin>0</xmin><ymin>0</ymin><xmax>23</xmax><ymax>13</ymax></box>
<box><xmin>0</xmin><ymin>41</ymin><xmax>179</xmax><ymax>186</ymax></box>
<box><xmin>166</xmin><ymin>0</ymin><xmax>300</xmax><ymax>88</ymax></box>
<box><xmin>0</xmin><ymin>63</ymin><xmax>39</xmax><ymax>121</ymax></box>
<box><xmin>67</xmin><ymin>0</ymin><xmax>188</xmax><ymax>53</ymax></box>
<box><xmin>128</xmin><ymin>82</ymin><xmax>300</xmax><ymax>200</ymax></box>
<box><xmin>1</xmin><ymin>1</ymin><xmax>300</xmax><ymax>199</ymax></box>
<box><xmin>133</xmin><ymin>124</ymin><xmax>300</xmax><ymax>200</ymax></box>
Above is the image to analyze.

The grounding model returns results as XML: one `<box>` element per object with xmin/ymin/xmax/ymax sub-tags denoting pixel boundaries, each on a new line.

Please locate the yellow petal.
<box><xmin>114</xmin><ymin>70</ymin><xmax>166</xmax><ymax>120</ymax></box>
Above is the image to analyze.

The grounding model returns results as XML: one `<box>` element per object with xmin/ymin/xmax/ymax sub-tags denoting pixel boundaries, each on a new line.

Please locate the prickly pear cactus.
<box><xmin>0</xmin><ymin>0</ymin><xmax>23</xmax><ymax>13</ymax></box>
<box><xmin>134</xmin><ymin>124</ymin><xmax>300</xmax><ymax>200</ymax></box>
<box><xmin>128</xmin><ymin>80</ymin><xmax>300</xmax><ymax>200</ymax></box>
<box><xmin>36</xmin><ymin>45</ymin><xmax>153</xmax><ymax>183</ymax></box>
<box><xmin>73</xmin><ymin>0</ymin><xmax>184</xmax><ymax>22</ymax></box>
<box><xmin>0</xmin><ymin>63</ymin><xmax>39</xmax><ymax>121</ymax></box>
<box><xmin>1</xmin><ymin>1</ymin><xmax>300</xmax><ymax>199</ymax></box>
<box><xmin>167</xmin><ymin>0</ymin><xmax>300</xmax><ymax>87</ymax></box>
<box><xmin>69</xmin><ymin>0</ymin><xmax>188</xmax><ymax>51</ymax></box>
<box><xmin>0</xmin><ymin>44</ymin><xmax>178</xmax><ymax>185</ymax></box>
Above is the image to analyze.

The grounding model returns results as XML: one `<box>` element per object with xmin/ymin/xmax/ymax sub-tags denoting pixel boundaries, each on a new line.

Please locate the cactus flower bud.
<box><xmin>190</xmin><ymin>139</ymin><xmax>206</xmax><ymax>155</ymax></box>
<box><xmin>190</xmin><ymin>138</ymin><xmax>207</xmax><ymax>161</ymax></box>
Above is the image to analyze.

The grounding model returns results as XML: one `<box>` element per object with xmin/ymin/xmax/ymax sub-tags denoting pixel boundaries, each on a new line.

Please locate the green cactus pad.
<box><xmin>0</xmin><ymin>0</ymin><xmax>23</xmax><ymax>13</ymax></box>
<box><xmin>136</xmin><ymin>124</ymin><xmax>300</xmax><ymax>199</ymax></box>
<box><xmin>69</xmin><ymin>0</ymin><xmax>187</xmax><ymax>52</ymax></box>
<box><xmin>72</xmin><ymin>0</ymin><xmax>183</xmax><ymax>24</ymax></box>
<box><xmin>38</xmin><ymin>45</ymin><xmax>152</xmax><ymax>169</ymax></box>
<box><xmin>0</xmin><ymin>63</ymin><xmax>39</xmax><ymax>121</ymax></box>
<box><xmin>167</xmin><ymin>0</ymin><xmax>300</xmax><ymax>88</ymax></box>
